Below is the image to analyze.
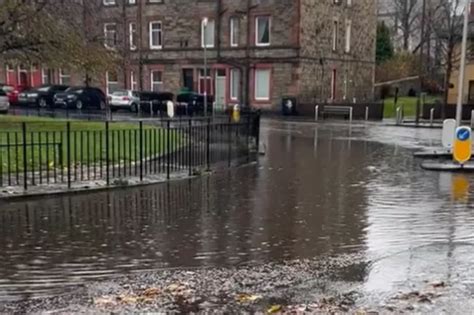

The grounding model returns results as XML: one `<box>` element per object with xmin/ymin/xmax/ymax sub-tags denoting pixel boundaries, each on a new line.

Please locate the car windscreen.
<box><xmin>37</xmin><ymin>86</ymin><xmax>51</xmax><ymax>92</ymax></box>
<box><xmin>65</xmin><ymin>87</ymin><xmax>83</xmax><ymax>94</ymax></box>
<box><xmin>112</xmin><ymin>90</ymin><xmax>128</xmax><ymax>97</ymax></box>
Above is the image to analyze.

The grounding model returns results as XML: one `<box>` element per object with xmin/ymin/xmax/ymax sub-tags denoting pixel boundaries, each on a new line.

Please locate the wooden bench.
<box><xmin>316</xmin><ymin>105</ymin><xmax>353</xmax><ymax>121</ymax></box>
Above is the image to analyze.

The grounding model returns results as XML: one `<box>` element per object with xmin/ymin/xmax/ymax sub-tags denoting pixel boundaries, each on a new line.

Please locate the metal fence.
<box><xmin>0</xmin><ymin>113</ymin><xmax>260</xmax><ymax>190</ymax></box>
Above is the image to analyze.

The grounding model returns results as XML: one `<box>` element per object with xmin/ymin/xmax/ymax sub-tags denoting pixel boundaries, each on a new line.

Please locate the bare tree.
<box><xmin>430</xmin><ymin>0</ymin><xmax>464</xmax><ymax>112</ymax></box>
<box><xmin>392</xmin><ymin>0</ymin><xmax>422</xmax><ymax>51</ymax></box>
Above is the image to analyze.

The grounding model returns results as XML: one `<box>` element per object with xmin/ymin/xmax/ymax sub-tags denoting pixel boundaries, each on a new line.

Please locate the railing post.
<box><xmin>255</xmin><ymin>111</ymin><xmax>261</xmax><ymax>153</ymax></box>
<box><xmin>66</xmin><ymin>122</ymin><xmax>71</xmax><ymax>189</ymax></box>
<box><xmin>22</xmin><ymin>122</ymin><xmax>28</xmax><ymax>190</ymax></box>
<box><xmin>349</xmin><ymin>107</ymin><xmax>353</xmax><ymax>123</ymax></box>
<box><xmin>206</xmin><ymin>117</ymin><xmax>211</xmax><ymax>171</ymax></box>
<box><xmin>471</xmin><ymin>110</ymin><xmax>474</xmax><ymax>129</ymax></box>
<box><xmin>139</xmin><ymin>121</ymin><xmax>144</xmax><ymax>181</ymax></box>
<box><xmin>430</xmin><ymin>108</ymin><xmax>435</xmax><ymax>127</ymax></box>
<box><xmin>167</xmin><ymin>120</ymin><xmax>171</xmax><ymax>180</ymax></box>
<box><xmin>105</xmin><ymin>121</ymin><xmax>110</xmax><ymax>186</ymax></box>
<box><xmin>315</xmin><ymin>105</ymin><xmax>319</xmax><ymax>121</ymax></box>
<box><xmin>188</xmin><ymin>119</ymin><xmax>192</xmax><ymax>176</ymax></box>
<box><xmin>365</xmin><ymin>106</ymin><xmax>369</xmax><ymax>121</ymax></box>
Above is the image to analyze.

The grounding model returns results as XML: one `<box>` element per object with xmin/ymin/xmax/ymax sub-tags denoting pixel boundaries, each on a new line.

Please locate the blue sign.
<box><xmin>456</xmin><ymin>128</ymin><xmax>471</xmax><ymax>141</ymax></box>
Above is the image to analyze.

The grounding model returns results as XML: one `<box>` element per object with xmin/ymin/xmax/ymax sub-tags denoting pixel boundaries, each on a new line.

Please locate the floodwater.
<box><xmin>0</xmin><ymin>120</ymin><xmax>473</xmax><ymax>309</ymax></box>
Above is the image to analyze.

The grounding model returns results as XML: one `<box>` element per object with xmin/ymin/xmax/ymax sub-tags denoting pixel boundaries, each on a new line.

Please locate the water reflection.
<box><xmin>0</xmin><ymin>120</ymin><xmax>472</xmax><ymax>303</ymax></box>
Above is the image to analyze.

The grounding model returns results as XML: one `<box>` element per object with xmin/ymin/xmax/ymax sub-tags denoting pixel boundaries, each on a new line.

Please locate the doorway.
<box><xmin>215</xmin><ymin>69</ymin><xmax>226</xmax><ymax>112</ymax></box>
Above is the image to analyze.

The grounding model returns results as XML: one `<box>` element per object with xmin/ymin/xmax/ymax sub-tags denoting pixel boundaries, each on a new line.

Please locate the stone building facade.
<box><xmin>0</xmin><ymin>0</ymin><xmax>377</xmax><ymax>110</ymax></box>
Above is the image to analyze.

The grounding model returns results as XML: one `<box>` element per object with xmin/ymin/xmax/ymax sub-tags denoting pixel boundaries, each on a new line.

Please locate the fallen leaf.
<box><xmin>431</xmin><ymin>281</ymin><xmax>445</xmax><ymax>288</ymax></box>
<box><xmin>143</xmin><ymin>287</ymin><xmax>161</xmax><ymax>297</ymax></box>
<box><xmin>94</xmin><ymin>296</ymin><xmax>116</xmax><ymax>307</ymax></box>
<box><xmin>267</xmin><ymin>304</ymin><xmax>282</xmax><ymax>313</ymax></box>
<box><xmin>236</xmin><ymin>293</ymin><xmax>262</xmax><ymax>303</ymax></box>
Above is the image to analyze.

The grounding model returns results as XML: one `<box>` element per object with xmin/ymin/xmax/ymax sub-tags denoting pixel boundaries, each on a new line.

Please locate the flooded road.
<box><xmin>0</xmin><ymin>120</ymin><xmax>473</xmax><ymax>310</ymax></box>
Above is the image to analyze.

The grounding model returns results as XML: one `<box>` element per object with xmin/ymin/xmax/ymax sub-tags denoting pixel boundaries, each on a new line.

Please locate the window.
<box><xmin>198</xmin><ymin>68</ymin><xmax>212</xmax><ymax>95</ymax></box>
<box><xmin>106</xmin><ymin>71</ymin><xmax>119</xmax><ymax>94</ymax></box>
<box><xmin>148</xmin><ymin>0</ymin><xmax>163</xmax><ymax>2</ymax></box>
<box><xmin>59</xmin><ymin>69</ymin><xmax>70</xmax><ymax>85</ymax></box>
<box><xmin>150</xmin><ymin>70</ymin><xmax>162</xmax><ymax>92</ymax></box>
<box><xmin>255</xmin><ymin>69</ymin><xmax>270</xmax><ymax>101</ymax></box>
<box><xmin>347</xmin><ymin>0</ymin><xmax>352</xmax><ymax>6</ymax></box>
<box><xmin>345</xmin><ymin>20</ymin><xmax>351</xmax><ymax>53</ymax></box>
<box><xmin>104</xmin><ymin>23</ymin><xmax>117</xmax><ymax>48</ymax></box>
<box><xmin>103</xmin><ymin>0</ymin><xmax>116</xmax><ymax>5</ymax></box>
<box><xmin>201</xmin><ymin>19</ymin><xmax>215</xmax><ymax>48</ymax></box>
<box><xmin>230</xmin><ymin>69</ymin><xmax>240</xmax><ymax>100</ymax></box>
<box><xmin>129</xmin><ymin>22</ymin><xmax>137</xmax><ymax>50</ymax></box>
<box><xmin>149</xmin><ymin>21</ymin><xmax>162</xmax><ymax>49</ymax></box>
<box><xmin>256</xmin><ymin>16</ymin><xmax>270</xmax><ymax>46</ymax></box>
<box><xmin>130</xmin><ymin>71</ymin><xmax>137</xmax><ymax>90</ymax></box>
<box><xmin>42</xmin><ymin>68</ymin><xmax>52</xmax><ymax>84</ymax></box>
<box><xmin>128</xmin><ymin>0</ymin><xmax>136</xmax><ymax>4</ymax></box>
<box><xmin>230</xmin><ymin>17</ymin><xmax>239</xmax><ymax>47</ymax></box>
<box><xmin>331</xmin><ymin>69</ymin><xmax>337</xmax><ymax>100</ymax></box>
<box><xmin>6</xmin><ymin>64</ymin><xmax>13</xmax><ymax>72</ymax></box>
<box><xmin>332</xmin><ymin>20</ymin><xmax>338</xmax><ymax>51</ymax></box>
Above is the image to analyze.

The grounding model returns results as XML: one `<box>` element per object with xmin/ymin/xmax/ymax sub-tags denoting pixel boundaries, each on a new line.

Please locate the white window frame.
<box><xmin>332</xmin><ymin>19</ymin><xmax>338</xmax><ymax>51</ymax></box>
<box><xmin>106</xmin><ymin>71</ymin><xmax>119</xmax><ymax>95</ymax></box>
<box><xmin>230</xmin><ymin>68</ymin><xmax>240</xmax><ymax>100</ymax></box>
<box><xmin>230</xmin><ymin>17</ymin><xmax>239</xmax><ymax>47</ymax></box>
<box><xmin>104</xmin><ymin>23</ymin><xmax>117</xmax><ymax>49</ymax></box>
<box><xmin>347</xmin><ymin>0</ymin><xmax>352</xmax><ymax>6</ymax></box>
<box><xmin>149</xmin><ymin>21</ymin><xmax>163</xmax><ymax>50</ymax></box>
<box><xmin>254</xmin><ymin>69</ymin><xmax>271</xmax><ymax>101</ymax></box>
<box><xmin>130</xmin><ymin>71</ymin><xmax>137</xmax><ymax>91</ymax></box>
<box><xmin>59</xmin><ymin>69</ymin><xmax>70</xmax><ymax>85</ymax></box>
<box><xmin>201</xmin><ymin>19</ymin><xmax>215</xmax><ymax>48</ymax></box>
<box><xmin>150</xmin><ymin>70</ymin><xmax>163</xmax><ymax>92</ymax></box>
<box><xmin>255</xmin><ymin>16</ymin><xmax>271</xmax><ymax>47</ymax></box>
<box><xmin>128</xmin><ymin>0</ymin><xmax>136</xmax><ymax>4</ymax></box>
<box><xmin>129</xmin><ymin>22</ymin><xmax>137</xmax><ymax>50</ymax></box>
<box><xmin>41</xmin><ymin>68</ymin><xmax>51</xmax><ymax>84</ymax></box>
<box><xmin>103</xmin><ymin>0</ymin><xmax>116</xmax><ymax>5</ymax></box>
<box><xmin>345</xmin><ymin>20</ymin><xmax>352</xmax><ymax>53</ymax></box>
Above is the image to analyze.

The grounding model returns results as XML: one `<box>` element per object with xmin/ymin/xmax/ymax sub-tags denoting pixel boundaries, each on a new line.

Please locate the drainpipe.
<box><xmin>137</xmin><ymin>0</ymin><xmax>144</xmax><ymax>91</ymax></box>
<box><xmin>216</xmin><ymin>0</ymin><xmax>222</xmax><ymax>61</ymax></box>
<box><xmin>122</xmin><ymin>0</ymin><xmax>128</xmax><ymax>89</ymax></box>
<box><xmin>245</xmin><ymin>0</ymin><xmax>252</xmax><ymax>109</ymax></box>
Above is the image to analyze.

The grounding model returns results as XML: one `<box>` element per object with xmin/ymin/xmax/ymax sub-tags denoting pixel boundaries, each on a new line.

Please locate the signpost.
<box><xmin>453</xmin><ymin>126</ymin><xmax>472</xmax><ymax>165</ymax></box>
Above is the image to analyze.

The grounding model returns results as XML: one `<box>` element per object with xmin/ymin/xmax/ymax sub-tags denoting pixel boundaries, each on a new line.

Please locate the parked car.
<box><xmin>0</xmin><ymin>84</ymin><xmax>28</xmax><ymax>105</ymax></box>
<box><xmin>176</xmin><ymin>92</ymin><xmax>214</xmax><ymax>116</ymax></box>
<box><xmin>108</xmin><ymin>89</ymin><xmax>140</xmax><ymax>112</ymax></box>
<box><xmin>138</xmin><ymin>91</ymin><xmax>174</xmax><ymax>115</ymax></box>
<box><xmin>0</xmin><ymin>88</ymin><xmax>10</xmax><ymax>114</ymax></box>
<box><xmin>54</xmin><ymin>87</ymin><xmax>107</xmax><ymax>110</ymax></box>
<box><xmin>18</xmin><ymin>85</ymin><xmax>69</xmax><ymax>108</ymax></box>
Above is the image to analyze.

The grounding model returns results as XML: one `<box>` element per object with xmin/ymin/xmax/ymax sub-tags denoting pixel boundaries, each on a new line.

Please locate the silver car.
<box><xmin>0</xmin><ymin>89</ymin><xmax>10</xmax><ymax>113</ymax></box>
<box><xmin>108</xmin><ymin>89</ymin><xmax>140</xmax><ymax>113</ymax></box>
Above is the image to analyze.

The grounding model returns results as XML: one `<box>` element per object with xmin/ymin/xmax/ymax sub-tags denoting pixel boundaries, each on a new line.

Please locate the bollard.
<box><xmin>365</xmin><ymin>106</ymin><xmax>369</xmax><ymax>121</ymax></box>
<box><xmin>396</xmin><ymin>107</ymin><xmax>401</xmax><ymax>125</ymax></box>
<box><xmin>430</xmin><ymin>108</ymin><xmax>435</xmax><ymax>127</ymax></box>
<box><xmin>349</xmin><ymin>107</ymin><xmax>353</xmax><ymax>123</ymax></box>
<box><xmin>315</xmin><ymin>105</ymin><xmax>319</xmax><ymax>121</ymax></box>
<box><xmin>471</xmin><ymin>110</ymin><xmax>474</xmax><ymax>129</ymax></box>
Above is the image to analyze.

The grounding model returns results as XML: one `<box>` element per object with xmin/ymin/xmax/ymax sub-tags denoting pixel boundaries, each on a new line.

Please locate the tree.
<box><xmin>429</xmin><ymin>0</ymin><xmax>464</xmax><ymax>112</ymax></box>
<box><xmin>392</xmin><ymin>0</ymin><xmax>421</xmax><ymax>51</ymax></box>
<box><xmin>0</xmin><ymin>0</ymin><xmax>118</xmax><ymax>85</ymax></box>
<box><xmin>376</xmin><ymin>22</ymin><xmax>394</xmax><ymax>64</ymax></box>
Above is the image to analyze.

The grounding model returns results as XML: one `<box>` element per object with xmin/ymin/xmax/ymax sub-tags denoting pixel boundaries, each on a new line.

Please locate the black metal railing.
<box><xmin>0</xmin><ymin>113</ymin><xmax>260</xmax><ymax>190</ymax></box>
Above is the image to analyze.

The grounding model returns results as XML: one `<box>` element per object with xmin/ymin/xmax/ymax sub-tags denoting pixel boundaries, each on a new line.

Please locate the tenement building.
<box><xmin>0</xmin><ymin>0</ymin><xmax>377</xmax><ymax>110</ymax></box>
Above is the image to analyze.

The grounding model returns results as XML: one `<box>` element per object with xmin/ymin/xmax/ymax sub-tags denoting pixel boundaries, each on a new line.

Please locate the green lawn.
<box><xmin>0</xmin><ymin>116</ymin><xmax>185</xmax><ymax>173</ymax></box>
<box><xmin>383</xmin><ymin>96</ymin><xmax>441</xmax><ymax>118</ymax></box>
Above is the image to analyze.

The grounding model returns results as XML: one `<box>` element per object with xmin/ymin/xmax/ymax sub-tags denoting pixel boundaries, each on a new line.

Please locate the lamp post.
<box><xmin>456</xmin><ymin>0</ymin><xmax>470</xmax><ymax>126</ymax></box>
<box><xmin>203</xmin><ymin>17</ymin><xmax>209</xmax><ymax>118</ymax></box>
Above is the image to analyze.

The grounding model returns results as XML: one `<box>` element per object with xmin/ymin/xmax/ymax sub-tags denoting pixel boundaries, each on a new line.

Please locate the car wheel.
<box><xmin>130</xmin><ymin>103</ymin><xmax>138</xmax><ymax>113</ymax></box>
<box><xmin>38</xmin><ymin>97</ymin><xmax>48</xmax><ymax>108</ymax></box>
<box><xmin>99</xmin><ymin>101</ymin><xmax>106</xmax><ymax>110</ymax></box>
<box><xmin>76</xmin><ymin>100</ymin><xmax>83</xmax><ymax>110</ymax></box>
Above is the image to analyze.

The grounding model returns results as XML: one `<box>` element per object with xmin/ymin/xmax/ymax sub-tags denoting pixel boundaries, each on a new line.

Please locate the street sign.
<box><xmin>167</xmin><ymin>101</ymin><xmax>175</xmax><ymax>118</ymax></box>
<box><xmin>453</xmin><ymin>126</ymin><xmax>472</xmax><ymax>164</ymax></box>
<box><xmin>442</xmin><ymin>119</ymin><xmax>456</xmax><ymax>149</ymax></box>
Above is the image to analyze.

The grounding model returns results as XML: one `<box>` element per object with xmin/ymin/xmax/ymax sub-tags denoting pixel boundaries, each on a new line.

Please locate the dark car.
<box><xmin>138</xmin><ymin>91</ymin><xmax>174</xmax><ymax>115</ymax></box>
<box><xmin>18</xmin><ymin>85</ymin><xmax>69</xmax><ymax>108</ymax></box>
<box><xmin>54</xmin><ymin>87</ymin><xmax>107</xmax><ymax>110</ymax></box>
<box><xmin>176</xmin><ymin>92</ymin><xmax>214</xmax><ymax>116</ymax></box>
